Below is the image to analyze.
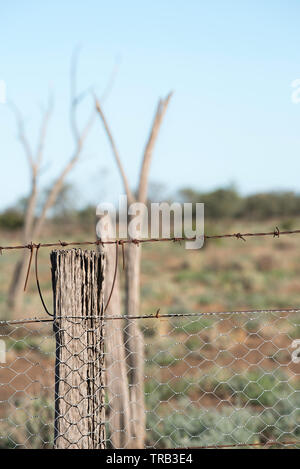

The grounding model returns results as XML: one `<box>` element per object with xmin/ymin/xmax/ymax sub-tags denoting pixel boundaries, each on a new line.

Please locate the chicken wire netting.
<box><xmin>0</xmin><ymin>311</ymin><xmax>299</xmax><ymax>449</ymax></box>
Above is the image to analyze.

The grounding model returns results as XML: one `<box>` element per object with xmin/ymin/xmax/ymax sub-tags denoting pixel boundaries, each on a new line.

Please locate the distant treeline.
<box><xmin>0</xmin><ymin>205</ymin><xmax>97</xmax><ymax>230</ymax></box>
<box><xmin>179</xmin><ymin>187</ymin><xmax>300</xmax><ymax>220</ymax></box>
<box><xmin>1</xmin><ymin>186</ymin><xmax>300</xmax><ymax>230</ymax></box>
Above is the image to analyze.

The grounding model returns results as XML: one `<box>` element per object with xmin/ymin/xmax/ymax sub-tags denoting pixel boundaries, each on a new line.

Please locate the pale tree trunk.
<box><xmin>7</xmin><ymin>251</ymin><xmax>31</xmax><ymax>312</ymax></box>
<box><xmin>97</xmin><ymin>217</ymin><xmax>132</xmax><ymax>448</ymax></box>
<box><xmin>7</xmin><ymin>54</ymin><xmax>95</xmax><ymax>317</ymax></box>
<box><xmin>24</xmin><ymin>175</ymin><xmax>38</xmax><ymax>241</ymax></box>
<box><xmin>8</xmin><ymin>176</ymin><xmax>38</xmax><ymax>311</ymax></box>
<box><xmin>7</xmin><ymin>160</ymin><xmax>80</xmax><ymax>313</ymax></box>
<box><xmin>94</xmin><ymin>92</ymin><xmax>173</xmax><ymax>449</ymax></box>
<box><xmin>125</xmin><ymin>242</ymin><xmax>145</xmax><ymax>448</ymax></box>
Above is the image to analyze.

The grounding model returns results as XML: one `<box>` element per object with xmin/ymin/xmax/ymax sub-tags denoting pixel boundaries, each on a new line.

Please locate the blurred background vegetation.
<box><xmin>3</xmin><ymin>184</ymin><xmax>300</xmax><ymax>230</ymax></box>
<box><xmin>1</xmin><ymin>183</ymin><xmax>300</xmax><ymax>448</ymax></box>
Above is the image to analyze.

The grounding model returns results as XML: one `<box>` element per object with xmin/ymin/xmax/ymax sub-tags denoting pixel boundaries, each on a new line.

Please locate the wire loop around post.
<box><xmin>35</xmin><ymin>244</ymin><xmax>53</xmax><ymax>317</ymax></box>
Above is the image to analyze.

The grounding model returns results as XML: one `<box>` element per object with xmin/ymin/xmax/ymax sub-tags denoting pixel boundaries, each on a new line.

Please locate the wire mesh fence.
<box><xmin>0</xmin><ymin>310</ymin><xmax>299</xmax><ymax>449</ymax></box>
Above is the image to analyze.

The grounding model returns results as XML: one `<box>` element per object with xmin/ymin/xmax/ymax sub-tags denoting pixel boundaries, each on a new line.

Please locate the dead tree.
<box><xmin>7</xmin><ymin>52</ymin><xmax>95</xmax><ymax>314</ymax></box>
<box><xmin>95</xmin><ymin>92</ymin><xmax>173</xmax><ymax>448</ymax></box>
<box><xmin>97</xmin><ymin>218</ymin><xmax>132</xmax><ymax>449</ymax></box>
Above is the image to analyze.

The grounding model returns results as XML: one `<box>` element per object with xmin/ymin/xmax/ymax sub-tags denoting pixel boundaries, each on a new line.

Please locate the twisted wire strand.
<box><xmin>0</xmin><ymin>225</ymin><xmax>297</xmax><ymax>253</ymax></box>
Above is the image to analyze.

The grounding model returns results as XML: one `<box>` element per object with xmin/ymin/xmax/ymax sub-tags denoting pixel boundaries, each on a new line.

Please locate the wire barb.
<box><xmin>235</xmin><ymin>232</ymin><xmax>246</xmax><ymax>242</ymax></box>
<box><xmin>59</xmin><ymin>240</ymin><xmax>68</xmax><ymax>247</ymax></box>
<box><xmin>3</xmin><ymin>307</ymin><xmax>300</xmax><ymax>326</ymax></box>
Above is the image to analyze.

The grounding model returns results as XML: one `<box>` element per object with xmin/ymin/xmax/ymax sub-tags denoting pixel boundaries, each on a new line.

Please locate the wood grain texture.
<box><xmin>51</xmin><ymin>249</ymin><xmax>106</xmax><ymax>449</ymax></box>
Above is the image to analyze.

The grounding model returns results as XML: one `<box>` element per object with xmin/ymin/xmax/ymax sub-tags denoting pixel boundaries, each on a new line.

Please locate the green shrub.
<box><xmin>146</xmin><ymin>396</ymin><xmax>300</xmax><ymax>448</ymax></box>
<box><xmin>0</xmin><ymin>209</ymin><xmax>24</xmax><ymax>230</ymax></box>
<box><xmin>172</xmin><ymin>317</ymin><xmax>214</xmax><ymax>334</ymax></box>
<box><xmin>0</xmin><ymin>397</ymin><xmax>54</xmax><ymax>449</ymax></box>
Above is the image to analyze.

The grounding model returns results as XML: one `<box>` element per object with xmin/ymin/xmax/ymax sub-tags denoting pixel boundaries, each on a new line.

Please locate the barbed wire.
<box><xmin>1</xmin><ymin>227</ymin><xmax>300</xmax><ymax>449</ymax></box>
<box><xmin>0</xmin><ymin>225</ymin><xmax>292</xmax><ymax>319</ymax></box>
<box><xmin>0</xmin><ymin>225</ymin><xmax>297</xmax><ymax>254</ymax></box>
<box><xmin>1</xmin><ymin>225</ymin><xmax>299</xmax><ymax>323</ymax></box>
<box><xmin>1</xmin><ymin>307</ymin><xmax>300</xmax><ymax>326</ymax></box>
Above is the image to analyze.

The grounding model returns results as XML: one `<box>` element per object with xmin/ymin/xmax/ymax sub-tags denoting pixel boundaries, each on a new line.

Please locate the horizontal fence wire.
<box><xmin>0</xmin><ymin>225</ymin><xmax>297</xmax><ymax>253</ymax></box>
<box><xmin>1</xmin><ymin>308</ymin><xmax>300</xmax><ymax>326</ymax></box>
<box><xmin>0</xmin><ymin>311</ymin><xmax>299</xmax><ymax>449</ymax></box>
<box><xmin>0</xmin><ymin>226</ymin><xmax>294</xmax><ymax>322</ymax></box>
<box><xmin>1</xmin><ymin>226</ymin><xmax>300</xmax><ymax>448</ymax></box>
<box><xmin>0</xmin><ymin>227</ymin><xmax>297</xmax><ymax>320</ymax></box>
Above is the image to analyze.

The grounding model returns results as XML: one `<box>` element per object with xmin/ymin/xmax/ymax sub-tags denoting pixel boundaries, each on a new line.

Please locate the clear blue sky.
<box><xmin>1</xmin><ymin>0</ymin><xmax>300</xmax><ymax>210</ymax></box>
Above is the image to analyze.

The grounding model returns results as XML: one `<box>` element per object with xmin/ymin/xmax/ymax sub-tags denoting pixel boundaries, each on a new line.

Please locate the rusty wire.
<box><xmin>0</xmin><ymin>225</ymin><xmax>299</xmax><ymax>322</ymax></box>
<box><xmin>35</xmin><ymin>244</ymin><xmax>53</xmax><ymax>317</ymax></box>
<box><xmin>1</xmin><ymin>307</ymin><xmax>300</xmax><ymax>326</ymax></box>
<box><xmin>104</xmin><ymin>241</ymin><xmax>119</xmax><ymax>312</ymax></box>
<box><xmin>23</xmin><ymin>242</ymin><xmax>34</xmax><ymax>292</ymax></box>
<box><xmin>0</xmin><ymin>225</ymin><xmax>295</xmax><ymax>315</ymax></box>
<box><xmin>1</xmin><ymin>226</ymin><xmax>300</xmax><ymax>449</ymax></box>
<box><xmin>1</xmin><ymin>310</ymin><xmax>299</xmax><ymax>449</ymax></box>
<box><xmin>0</xmin><ymin>225</ymin><xmax>299</xmax><ymax>254</ymax></box>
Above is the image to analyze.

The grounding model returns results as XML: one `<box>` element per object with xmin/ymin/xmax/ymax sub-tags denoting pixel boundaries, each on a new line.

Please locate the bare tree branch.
<box><xmin>99</xmin><ymin>56</ymin><xmax>121</xmax><ymax>103</ymax></box>
<box><xmin>8</xmin><ymin>50</ymin><xmax>94</xmax><ymax>313</ymax></box>
<box><xmin>70</xmin><ymin>46</ymin><xmax>81</xmax><ymax>142</ymax></box>
<box><xmin>8</xmin><ymin>101</ymin><xmax>34</xmax><ymax>170</ymax></box>
<box><xmin>33</xmin><ymin>102</ymin><xmax>94</xmax><ymax>239</ymax></box>
<box><xmin>94</xmin><ymin>94</ymin><xmax>135</xmax><ymax>204</ymax></box>
<box><xmin>36</xmin><ymin>92</ymin><xmax>54</xmax><ymax>168</ymax></box>
<box><xmin>32</xmin><ymin>153</ymin><xmax>78</xmax><ymax>238</ymax></box>
<box><xmin>9</xmin><ymin>95</ymin><xmax>54</xmax><ymax>242</ymax></box>
<box><xmin>78</xmin><ymin>106</ymin><xmax>96</xmax><ymax>149</ymax></box>
<box><xmin>69</xmin><ymin>47</ymin><xmax>96</xmax><ymax>149</ymax></box>
<box><xmin>26</xmin><ymin>93</ymin><xmax>53</xmax><ymax>240</ymax></box>
<box><xmin>138</xmin><ymin>92</ymin><xmax>173</xmax><ymax>204</ymax></box>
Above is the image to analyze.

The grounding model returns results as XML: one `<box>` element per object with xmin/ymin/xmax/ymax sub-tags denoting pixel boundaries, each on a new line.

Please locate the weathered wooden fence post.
<box><xmin>51</xmin><ymin>249</ymin><xmax>106</xmax><ymax>449</ymax></box>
